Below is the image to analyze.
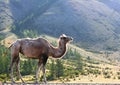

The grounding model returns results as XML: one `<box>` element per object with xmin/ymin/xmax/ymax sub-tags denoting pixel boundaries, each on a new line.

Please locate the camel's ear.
<box><xmin>62</xmin><ymin>34</ymin><xmax>67</xmax><ymax>37</ymax></box>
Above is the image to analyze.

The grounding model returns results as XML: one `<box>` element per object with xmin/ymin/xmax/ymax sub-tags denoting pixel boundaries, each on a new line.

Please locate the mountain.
<box><xmin>0</xmin><ymin>0</ymin><xmax>120</xmax><ymax>51</ymax></box>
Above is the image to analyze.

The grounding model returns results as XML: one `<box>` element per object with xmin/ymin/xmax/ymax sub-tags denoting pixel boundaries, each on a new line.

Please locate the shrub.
<box><xmin>87</xmin><ymin>68</ymin><xmax>101</xmax><ymax>75</ymax></box>
<box><xmin>104</xmin><ymin>75</ymin><xmax>111</xmax><ymax>78</ymax></box>
<box><xmin>118</xmin><ymin>76</ymin><xmax>120</xmax><ymax>79</ymax></box>
<box><xmin>117</xmin><ymin>72</ymin><xmax>120</xmax><ymax>75</ymax></box>
<box><xmin>103</xmin><ymin>71</ymin><xmax>111</xmax><ymax>79</ymax></box>
<box><xmin>0</xmin><ymin>74</ymin><xmax>7</xmax><ymax>82</ymax></box>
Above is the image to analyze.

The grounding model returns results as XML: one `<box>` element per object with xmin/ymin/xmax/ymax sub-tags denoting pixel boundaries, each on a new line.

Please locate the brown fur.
<box><xmin>9</xmin><ymin>34</ymin><xmax>73</xmax><ymax>83</ymax></box>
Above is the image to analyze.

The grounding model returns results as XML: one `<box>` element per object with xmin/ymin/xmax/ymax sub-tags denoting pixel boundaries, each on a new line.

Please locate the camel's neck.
<box><xmin>50</xmin><ymin>41</ymin><xmax>67</xmax><ymax>58</ymax></box>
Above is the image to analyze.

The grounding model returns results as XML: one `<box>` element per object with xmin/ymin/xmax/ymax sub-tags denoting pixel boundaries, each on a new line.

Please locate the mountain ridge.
<box><xmin>0</xmin><ymin>0</ymin><xmax>120</xmax><ymax>51</ymax></box>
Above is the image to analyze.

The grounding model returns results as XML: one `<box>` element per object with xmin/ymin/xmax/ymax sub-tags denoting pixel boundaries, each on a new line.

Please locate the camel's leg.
<box><xmin>41</xmin><ymin>55</ymin><xmax>48</xmax><ymax>83</ymax></box>
<box><xmin>35</xmin><ymin>59</ymin><xmax>42</xmax><ymax>83</ymax></box>
<box><xmin>15</xmin><ymin>57</ymin><xmax>25</xmax><ymax>83</ymax></box>
<box><xmin>9</xmin><ymin>57</ymin><xmax>16</xmax><ymax>83</ymax></box>
<box><xmin>41</xmin><ymin>64</ymin><xmax>46</xmax><ymax>83</ymax></box>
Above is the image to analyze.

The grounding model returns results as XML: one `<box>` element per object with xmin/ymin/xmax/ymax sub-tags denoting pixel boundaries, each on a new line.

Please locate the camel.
<box><xmin>9</xmin><ymin>34</ymin><xmax>73</xmax><ymax>83</ymax></box>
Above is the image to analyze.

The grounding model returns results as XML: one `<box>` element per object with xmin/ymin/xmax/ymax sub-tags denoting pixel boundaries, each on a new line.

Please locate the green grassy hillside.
<box><xmin>0</xmin><ymin>35</ymin><xmax>120</xmax><ymax>83</ymax></box>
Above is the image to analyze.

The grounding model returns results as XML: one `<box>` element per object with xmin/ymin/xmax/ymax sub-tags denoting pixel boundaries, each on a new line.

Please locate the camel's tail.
<box><xmin>3</xmin><ymin>44</ymin><xmax>13</xmax><ymax>57</ymax></box>
<box><xmin>8</xmin><ymin>44</ymin><xmax>13</xmax><ymax>49</ymax></box>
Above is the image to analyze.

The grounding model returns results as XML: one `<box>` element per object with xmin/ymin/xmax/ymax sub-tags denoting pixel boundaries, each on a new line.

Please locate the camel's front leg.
<box><xmin>36</xmin><ymin>55</ymin><xmax>48</xmax><ymax>83</ymax></box>
<box><xmin>42</xmin><ymin>64</ymin><xmax>47</xmax><ymax>83</ymax></box>
<box><xmin>42</xmin><ymin>55</ymin><xmax>48</xmax><ymax>83</ymax></box>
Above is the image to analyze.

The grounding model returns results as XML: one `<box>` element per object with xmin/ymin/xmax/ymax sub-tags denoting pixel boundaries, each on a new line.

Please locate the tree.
<box><xmin>23</xmin><ymin>29</ymin><xmax>38</xmax><ymax>38</ymax></box>
<box><xmin>21</xmin><ymin>59</ymin><xmax>33</xmax><ymax>75</ymax></box>
<box><xmin>49</xmin><ymin>60</ymin><xmax>56</xmax><ymax>80</ymax></box>
<box><xmin>49</xmin><ymin>59</ymin><xmax>64</xmax><ymax>80</ymax></box>
<box><xmin>0</xmin><ymin>45</ymin><xmax>10</xmax><ymax>74</ymax></box>
<box><xmin>0</xmin><ymin>45</ymin><xmax>10</xmax><ymax>81</ymax></box>
<box><xmin>56</xmin><ymin>59</ymin><xmax>64</xmax><ymax>78</ymax></box>
<box><xmin>75</xmin><ymin>51</ymin><xmax>83</xmax><ymax>71</ymax></box>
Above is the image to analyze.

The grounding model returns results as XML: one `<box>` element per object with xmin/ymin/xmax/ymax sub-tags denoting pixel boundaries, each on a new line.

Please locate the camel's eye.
<box><xmin>61</xmin><ymin>37</ymin><xmax>66</xmax><ymax>40</ymax></box>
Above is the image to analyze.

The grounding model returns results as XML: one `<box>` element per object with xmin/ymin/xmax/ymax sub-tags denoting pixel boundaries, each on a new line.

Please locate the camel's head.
<box><xmin>59</xmin><ymin>34</ymin><xmax>73</xmax><ymax>44</ymax></box>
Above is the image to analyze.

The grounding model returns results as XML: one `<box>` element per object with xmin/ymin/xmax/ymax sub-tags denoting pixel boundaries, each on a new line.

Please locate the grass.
<box><xmin>4</xmin><ymin>57</ymin><xmax>120</xmax><ymax>83</ymax></box>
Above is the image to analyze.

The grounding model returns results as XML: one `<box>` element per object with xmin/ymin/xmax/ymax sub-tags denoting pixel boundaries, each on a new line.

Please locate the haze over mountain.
<box><xmin>0</xmin><ymin>0</ymin><xmax>120</xmax><ymax>51</ymax></box>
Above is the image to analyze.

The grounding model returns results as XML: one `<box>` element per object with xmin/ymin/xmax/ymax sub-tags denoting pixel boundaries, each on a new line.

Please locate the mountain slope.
<box><xmin>1</xmin><ymin>0</ymin><xmax>120</xmax><ymax>51</ymax></box>
<box><xmin>33</xmin><ymin>0</ymin><xmax>120</xmax><ymax>50</ymax></box>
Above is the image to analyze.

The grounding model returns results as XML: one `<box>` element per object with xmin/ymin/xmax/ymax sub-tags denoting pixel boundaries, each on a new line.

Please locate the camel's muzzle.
<box><xmin>69</xmin><ymin>37</ymin><xmax>73</xmax><ymax>42</ymax></box>
<box><xmin>71</xmin><ymin>37</ymin><xmax>73</xmax><ymax>40</ymax></box>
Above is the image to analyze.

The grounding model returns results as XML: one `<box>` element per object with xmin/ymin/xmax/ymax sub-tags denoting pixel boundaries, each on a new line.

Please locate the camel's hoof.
<box><xmin>35</xmin><ymin>81</ymin><xmax>39</xmax><ymax>84</ymax></box>
<box><xmin>44</xmin><ymin>81</ymin><xmax>47</xmax><ymax>84</ymax></box>
<box><xmin>22</xmin><ymin>82</ymin><xmax>26</xmax><ymax>85</ymax></box>
<box><xmin>11</xmin><ymin>81</ymin><xmax>15</xmax><ymax>84</ymax></box>
<box><xmin>22</xmin><ymin>81</ymin><xmax>25</xmax><ymax>84</ymax></box>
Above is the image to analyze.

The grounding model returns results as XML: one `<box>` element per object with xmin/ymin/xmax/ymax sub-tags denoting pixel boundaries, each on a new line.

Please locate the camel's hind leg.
<box><xmin>15</xmin><ymin>57</ymin><xmax>25</xmax><ymax>83</ymax></box>
<box><xmin>9</xmin><ymin>57</ymin><xmax>17</xmax><ymax>83</ymax></box>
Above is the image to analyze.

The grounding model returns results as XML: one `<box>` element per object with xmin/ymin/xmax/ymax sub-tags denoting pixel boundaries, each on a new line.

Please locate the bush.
<box><xmin>87</xmin><ymin>68</ymin><xmax>101</xmax><ymax>75</ymax></box>
<box><xmin>66</xmin><ymin>78</ymin><xmax>70</xmax><ymax>82</ymax></box>
<box><xmin>117</xmin><ymin>72</ymin><xmax>120</xmax><ymax>75</ymax></box>
<box><xmin>74</xmin><ymin>70</ymin><xmax>79</xmax><ymax>76</ymax></box>
<box><xmin>0</xmin><ymin>74</ymin><xmax>7</xmax><ymax>79</ymax></box>
<box><xmin>118</xmin><ymin>76</ymin><xmax>120</xmax><ymax>79</ymax></box>
<box><xmin>104</xmin><ymin>75</ymin><xmax>111</xmax><ymax>78</ymax></box>
<box><xmin>80</xmin><ymin>71</ymin><xmax>88</xmax><ymax>76</ymax></box>
<box><xmin>103</xmin><ymin>71</ymin><xmax>111</xmax><ymax>79</ymax></box>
